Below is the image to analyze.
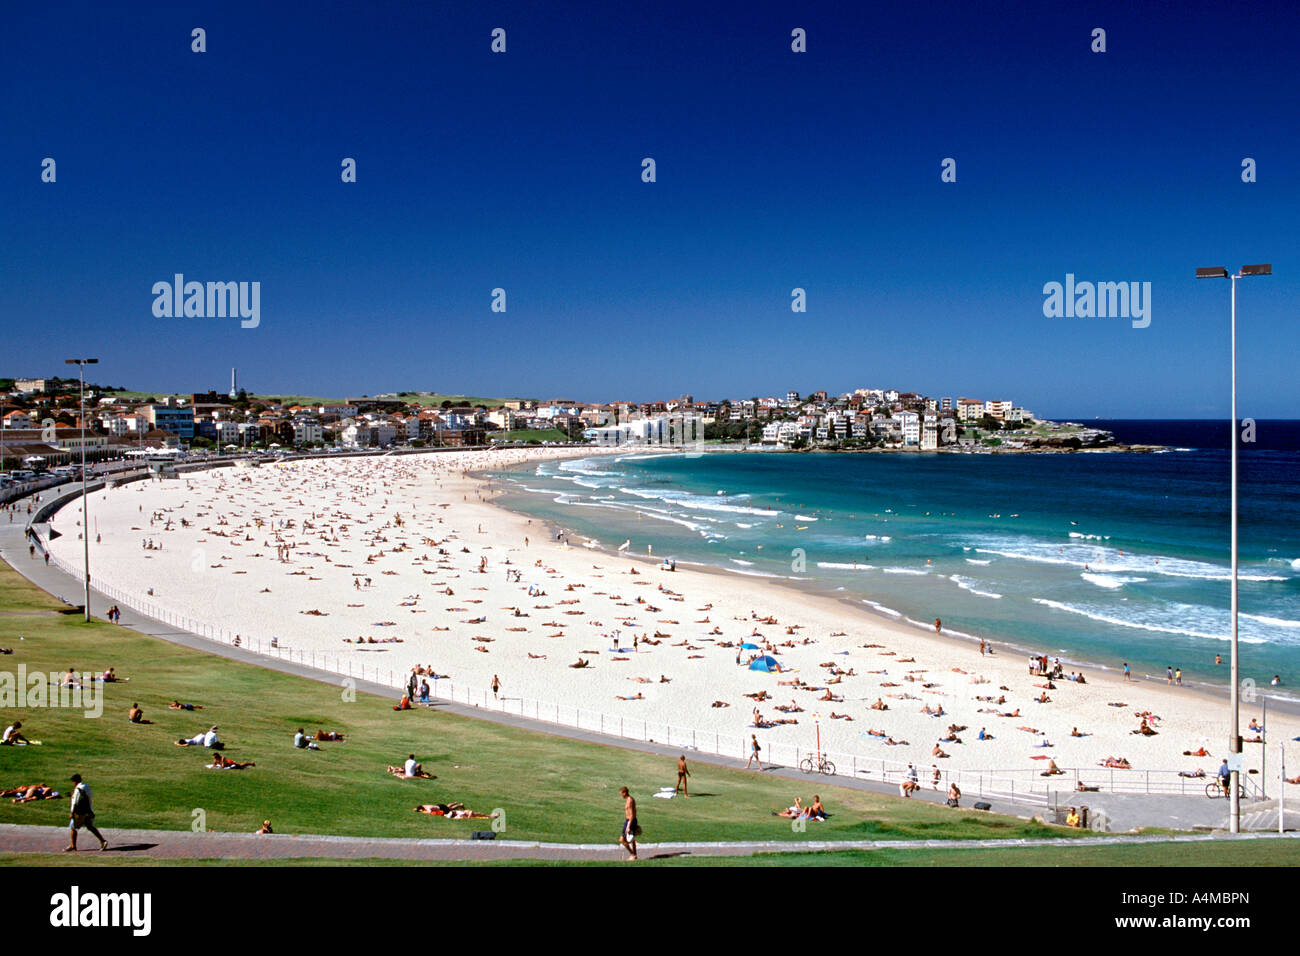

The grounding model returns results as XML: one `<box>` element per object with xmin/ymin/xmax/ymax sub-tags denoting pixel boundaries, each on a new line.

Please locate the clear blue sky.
<box><xmin>3</xmin><ymin>0</ymin><xmax>1297</xmax><ymax>417</ymax></box>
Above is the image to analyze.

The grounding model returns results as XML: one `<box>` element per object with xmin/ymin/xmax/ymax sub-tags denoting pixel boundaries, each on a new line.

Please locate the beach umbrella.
<box><xmin>748</xmin><ymin>655</ymin><xmax>783</xmax><ymax>673</ymax></box>
<box><xmin>740</xmin><ymin>642</ymin><xmax>760</xmax><ymax>650</ymax></box>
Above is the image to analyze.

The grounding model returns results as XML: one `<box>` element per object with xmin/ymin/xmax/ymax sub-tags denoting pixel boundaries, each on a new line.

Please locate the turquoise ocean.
<box><xmin>487</xmin><ymin>421</ymin><xmax>1300</xmax><ymax>702</ymax></box>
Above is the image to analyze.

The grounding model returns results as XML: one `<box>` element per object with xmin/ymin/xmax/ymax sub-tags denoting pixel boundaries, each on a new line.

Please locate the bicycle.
<box><xmin>799</xmin><ymin>753</ymin><xmax>836</xmax><ymax>775</ymax></box>
<box><xmin>1205</xmin><ymin>780</ymin><xmax>1245</xmax><ymax>799</ymax></box>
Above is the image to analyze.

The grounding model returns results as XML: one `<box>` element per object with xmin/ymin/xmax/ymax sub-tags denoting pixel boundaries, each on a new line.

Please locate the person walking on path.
<box><xmin>65</xmin><ymin>774</ymin><xmax>107</xmax><ymax>852</ymax></box>
<box><xmin>745</xmin><ymin>733</ymin><xmax>763</xmax><ymax>770</ymax></box>
<box><xmin>618</xmin><ymin>787</ymin><xmax>639</xmax><ymax>861</ymax></box>
<box><xmin>675</xmin><ymin>755</ymin><xmax>691</xmax><ymax>796</ymax></box>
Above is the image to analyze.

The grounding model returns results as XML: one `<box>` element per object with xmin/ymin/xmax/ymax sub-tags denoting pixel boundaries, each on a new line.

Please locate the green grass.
<box><xmin>4</xmin><ymin>840</ymin><xmax>1298</xmax><ymax>867</ymax></box>
<box><xmin>488</xmin><ymin>428</ymin><xmax>570</xmax><ymax>443</ymax></box>
<box><xmin>0</xmin><ymin>561</ymin><xmax>1074</xmax><ymax>848</ymax></box>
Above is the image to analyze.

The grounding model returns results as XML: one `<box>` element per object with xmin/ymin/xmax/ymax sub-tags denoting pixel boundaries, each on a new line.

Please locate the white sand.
<box><xmin>47</xmin><ymin>448</ymin><xmax>1298</xmax><ymax>788</ymax></box>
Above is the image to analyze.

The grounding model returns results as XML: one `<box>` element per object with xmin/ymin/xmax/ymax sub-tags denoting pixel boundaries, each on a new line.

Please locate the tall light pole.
<box><xmin>65</xmin><ymin>358</ymin><xmax>98</xmax><ymax>622</ymax></box>
<box><xmin>1196</xmin><ymin>263</ymin><xmax>1271</xmax><ymax>834</ymax></box>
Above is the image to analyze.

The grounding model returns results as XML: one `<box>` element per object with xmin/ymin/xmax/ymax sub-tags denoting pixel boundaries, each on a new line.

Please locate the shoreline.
<box><xmin>478</xmin><ymin>455</ymin><xmax>1300</xmax><ymax>721</ymax></box>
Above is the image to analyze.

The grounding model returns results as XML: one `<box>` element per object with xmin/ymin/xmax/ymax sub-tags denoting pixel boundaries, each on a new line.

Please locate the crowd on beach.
<box><xmin>28</xmin><ymin>446</ymin><xmax>1297</xmax><ymax>847</ymax></box>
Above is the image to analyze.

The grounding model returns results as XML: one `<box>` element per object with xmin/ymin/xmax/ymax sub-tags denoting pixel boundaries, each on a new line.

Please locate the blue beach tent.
<box><xmin>748</xmin><ymin>655</ymin><xmax>782</xmax><ymax>673</ymax></box>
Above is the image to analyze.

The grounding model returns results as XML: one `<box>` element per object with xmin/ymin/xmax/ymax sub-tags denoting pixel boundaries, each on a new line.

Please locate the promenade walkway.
<box><xmin>2</xmin><ymin>823</ymin><xmax>1295</xmax><ymax>863</ymax></box>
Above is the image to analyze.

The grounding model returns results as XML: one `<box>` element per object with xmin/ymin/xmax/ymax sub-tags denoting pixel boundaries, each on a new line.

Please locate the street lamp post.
<box><xmin>1196</xmin><ymin>264</ymin><xmax>1271</xmax><ymax>835</ymax></box>
<box><xmin>65</xmin><ymin>358</ymin><xmax>99</xmax><ymax>622</ymax></box>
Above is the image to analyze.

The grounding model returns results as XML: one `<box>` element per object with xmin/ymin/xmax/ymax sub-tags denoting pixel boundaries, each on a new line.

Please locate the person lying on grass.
<box><xmin>169</xmin><ymin>700</ymin><xmax>204</xmax><ymax>711</ymax></box>
<box><xmin>773</xmin><ymin>797</ymin><xmax>805</xmax><ymax>818</ymax></box>
<box><xmin>176</xmin><ymin>726</ymin><xmax>221</xmax><ymax>748</ymax></box>
<box><xmin>3</xmin><ymin>783</ymin><xmax>60</xmax><ymax>802</ymax></box>
<box><xmin>207</xmin><ymin>754</ymin><xmax>255</xmax><ymax>770</ymax></box>
<box><xmin>414</xmin><ymin>804</ymin><xmax>498</xmax><ymax>819</ymax></box>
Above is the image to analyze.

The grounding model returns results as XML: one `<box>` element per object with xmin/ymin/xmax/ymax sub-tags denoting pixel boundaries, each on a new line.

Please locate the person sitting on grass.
<box><xmin>208</xmin><ymin>753</ymin><xmax>255</xmax><ymax>770</ymax></box>
<box><xmin>393</xmin><ymin>695</ymin><xmax>412</xmax><ymax>711</ymax></box>
<box><xmin>256</xmin><ymin>820</ymin><xmax>274</xmax><ymax>834</ymax></box>
<box><xmin>806</xmin><ymin>795</ymin><xmax>827</xmax><ymax>821</ymax></box>
<box><xmin>2</xmin><ymin>722</ymin><xmax>30</xmax><ymax>745</ymax></box>
<box><xmin>387</xmin><ymin>754</ymin><xmax>433</xmax><ymax>779</ymax></box>
<box><xmin>127</xmin><ymin>703</ymin><xmax>150</xmax><ymax>724</ymax></box>
<box><xmin>293</xmin><ymin>728</ymin><xmax>320</xmax><ymax>750</ymax></box>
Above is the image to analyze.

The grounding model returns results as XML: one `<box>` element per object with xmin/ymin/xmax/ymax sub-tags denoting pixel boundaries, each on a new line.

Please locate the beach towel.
<box><xmin>652</xmin><ymin>789</ymin><xmax>676</xmax><ymax>800</ymax></box>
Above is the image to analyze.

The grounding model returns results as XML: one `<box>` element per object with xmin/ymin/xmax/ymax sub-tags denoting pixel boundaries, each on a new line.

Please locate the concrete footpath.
<box><xmin>0</xmin><ymin>503</ymin><xmax>1260</xmax><ymax>836</ymax></box>
<box><xmin>2</xmin><ymin>823</ymin><xmax>1295</xmax><ymax>863</ymax></box>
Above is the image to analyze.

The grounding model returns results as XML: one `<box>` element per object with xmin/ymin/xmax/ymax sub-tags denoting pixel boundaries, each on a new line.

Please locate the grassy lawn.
<box><xmin>488</xmin><ymin>428</ymin><xmax>570</xmax><ymax>443</ymax></box>
<box><xmin>3</xmin><ymin>840</ymin><xmax>1297</xmax><ymax>867</ymax></box>
<box><xmin>0</xmin><ymin>560</ymin><xmax>1071</xmax><ymax>849</ymax></box>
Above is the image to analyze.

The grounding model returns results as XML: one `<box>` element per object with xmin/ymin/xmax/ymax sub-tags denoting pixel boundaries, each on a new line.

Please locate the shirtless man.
<box><xmin>675</xmin><ymin>755</ymin><xmax>691</xmax><ymax>797</ymax></box>
<box><xmin>618</xmin><ymin>787</ymin><xmax>639</xmax><ymax>861</ymax></box>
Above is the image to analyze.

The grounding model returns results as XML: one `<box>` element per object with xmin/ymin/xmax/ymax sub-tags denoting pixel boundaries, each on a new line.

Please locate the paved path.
<box><xmin>2</xmin><ymin>823</ymin><xmax>1295</xmax><ymax>863</ymax></box>
<box><xmin>0</xmin><ymin>497</ymin><xmax>1253</xmax><ymax>835</ymax></box>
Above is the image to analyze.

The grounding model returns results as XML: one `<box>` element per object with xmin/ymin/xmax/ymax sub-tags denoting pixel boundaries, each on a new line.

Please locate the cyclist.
<box><xmin>1217</xmin><ymin>759</ymin><xmax>1232</xmax><ymax>796</ymax></box>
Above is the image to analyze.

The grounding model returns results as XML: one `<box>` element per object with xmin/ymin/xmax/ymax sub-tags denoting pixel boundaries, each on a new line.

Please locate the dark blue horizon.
<box><xmin>3</xmin><ymin>0</ymin><xmax>1298</xmax><ymax>417</ymax></box>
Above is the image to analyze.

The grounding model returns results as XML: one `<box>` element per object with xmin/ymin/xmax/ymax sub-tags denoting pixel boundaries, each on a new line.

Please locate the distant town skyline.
<box><xmin>4</xmin><ymin>0</ymin><xmax>1297</xmax><ymax>418</ymax></box>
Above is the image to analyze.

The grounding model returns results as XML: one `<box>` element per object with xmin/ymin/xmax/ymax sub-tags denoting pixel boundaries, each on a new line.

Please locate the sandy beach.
<box><xmin>45</xmin><ymin>448</ymin><xmax>1298</xmax><ymax>786</ymax></box>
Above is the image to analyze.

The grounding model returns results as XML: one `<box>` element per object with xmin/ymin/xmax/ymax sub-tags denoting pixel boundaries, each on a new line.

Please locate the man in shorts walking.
<box><xmin>65</xmin><ymin>773</ymin><xmax>108</xmax><ymax>852</ymax></box>
<box><xmin>675</xmin><ymin>755</ymin><xmax>691</xmax><ymax>797</ymax></box>
<box><xmin>618</xmin><ymin>786</ymin><xmax>639</xmax><ymax>861</ymax></box>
